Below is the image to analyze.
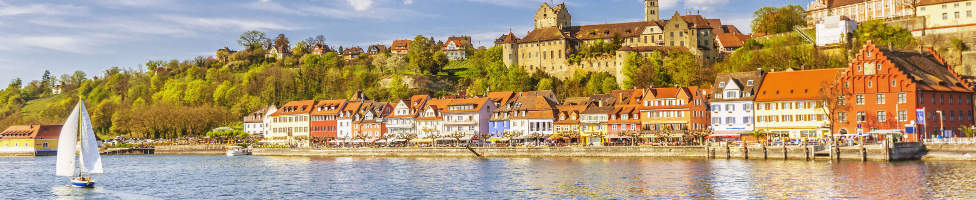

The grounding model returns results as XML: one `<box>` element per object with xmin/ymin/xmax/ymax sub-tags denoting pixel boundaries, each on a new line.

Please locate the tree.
<box><xmin>273</xmin><ymin>33</ymin><xmax>290</xmax><ymax>53</ymax></box>
<box><xmin>407</xmin><ymin>35</ymin><xmax>438</xmax><ymax>75</ymax></box>
<box><xmin>950</xmin><ymin>38</ymin><xmax>970</xmax><ymax>67</ymax></box>
<box><xmin>388</xmin><ymin>75</ymin><xmax>408</xmax><ymax>100</ymax></box>
<box><xmin>506</xmin><ymin>65</ymin><xmax>532</xmax><ymax>91</ymax></box>
<box><xmin>536</xmin><ymin>78</ymin><xmax>554</xmax><ymax>91</ymax></box>
<box><xmin>819</xmin><ymin>72</ymin><xmax>850</xmax><ymax>145</ymax></box>
<box><xmin>852</xmin><ymin>20</ymin><xmax>914</xmax><ymax>51</ymax></box>
<box><xmin>238</xmin><ymin>30</ymin><xmax>267</xmax><ymax>50</ymax></box>
<box><xmin>751</xmin><ymin>5</ymin><xmax>806</xmax><ymax>35</ymax></box>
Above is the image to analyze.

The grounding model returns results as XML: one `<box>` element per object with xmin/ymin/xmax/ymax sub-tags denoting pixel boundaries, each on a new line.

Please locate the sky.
<box><xmin>0</xmin><ymin>0</ymin><xmax>810</xmax><ymax>85</ymax></box>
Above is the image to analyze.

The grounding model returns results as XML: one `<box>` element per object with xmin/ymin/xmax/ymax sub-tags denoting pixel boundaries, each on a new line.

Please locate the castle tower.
<box><xmin>644</xmin><ymin>0</ymin><xmax>659</xmax><ymax>21</ymax></box>
<box><xmin>534</xmin><ymin>2</ymin><xmax>571</xmax><ymax>30</ymax></box>
<box><xmin>499</xmin><ymin>32</ymin><xmax>520</xmax><ymax>67</ymax></box>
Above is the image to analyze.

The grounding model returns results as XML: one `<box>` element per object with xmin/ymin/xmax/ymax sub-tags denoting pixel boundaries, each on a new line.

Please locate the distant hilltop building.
<box><xmin>806</xmin><ymin>0</ymin><xmax>917</xmax><ymax>25</ymax></box>
<box><xmin>497</xmin><ymin>0</ymin><xmax>740</xmax><ymax>83</ymax></box>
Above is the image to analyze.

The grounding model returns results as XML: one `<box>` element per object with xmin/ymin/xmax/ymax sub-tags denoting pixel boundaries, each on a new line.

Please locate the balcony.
<box><xmin>442</xmin><ymin>120</ymin><xmax>478</xmax><ymax>125</ymax></box>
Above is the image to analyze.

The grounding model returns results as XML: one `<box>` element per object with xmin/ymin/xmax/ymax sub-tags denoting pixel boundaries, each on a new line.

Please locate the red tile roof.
<box><xmin>391</xmin><ymin>40</ymin><xmax>411</xmax><ymax>51</ymax></box>
<box><xmin>272</xmin><ymin>100</ymin><xmax>316</xmax><ymax>115</ymax></box>
<box><xmin>756</xmin><ymin>68</ymin><xmax>846</xmax><ymax>102</ymax></box>
<box><xmin>0</xmin><ymin>125</ymin><xmax>62</xmax><ymax>139</ymax></box>
<box><xmin>441</xmin><ymin>98</ymin><xmax>490</xmax><ymax>113</ymax></box>
<box><xmin>311</xmin><ymin>99</ymin><xmax>347</xmax><ymax>116</ymax></box>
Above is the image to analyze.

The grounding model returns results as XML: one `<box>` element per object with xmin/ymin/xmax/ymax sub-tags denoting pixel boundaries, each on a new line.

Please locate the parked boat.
<box><xmin>226</xmin><ymin>146</ymin><xmax>251</xmax><ymax>156</ymax></box>
<box><xmin>55</xmin><ymin>100</ymin><xmax>104</xmax><ymax>188</ymax></box>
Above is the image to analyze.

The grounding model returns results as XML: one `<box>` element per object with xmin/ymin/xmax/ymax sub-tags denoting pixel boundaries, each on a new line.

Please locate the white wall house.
<box><xmin>815</xmin><ymin>15</ymin><xmax>856</xmax><ymax>47</ymax></box>
<box><xmin>440</xmin><ymin>98</ymin><xmax>494</xmax><ymax>139</ymax></box>
<box><xmin>268</xmin><ymin>101</ymin><xmax>315</xmax><ymax>146</ymax></box>
<box><xmin>244</xmin><ymin>105</ymin><xmax>276</xmax><ymax>138</ymax></box>
<box><xmin>754</xmin><ymin>69</ymin><xmax>844</xmax><ymax>141</ymax></box>
<box><xmin>337</xmin><ymin>101</ymin><xmax>363</xmax><ymax>140</ymax></box>
<box><xmin>710</xmin><ymin>72</ymin><xmax>763</xmax><ymax>135</ymax></box>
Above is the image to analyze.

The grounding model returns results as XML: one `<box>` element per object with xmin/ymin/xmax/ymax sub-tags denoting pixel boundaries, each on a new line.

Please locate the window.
<box><xmin>891</xmin><ymin>80</ymin><xmax>897</xmax><ymax>87</ymax></box>
<box><xmin>867</xmin><ymin>81</ymin><xmax>873</xmax><ymax>88</ymax></box>
<box><xmin>856</xmin><ymin>94</ymin><xmax>865</xmax><ymax>105</ymax></box>
<box><xmin>857</xmin><ymin>111</ymin><xmax>866</xmax><ymax>122</ymax></box>
<box><xmin>877</xmin><ymin>111</ymin><xmax>887</xmax><ymax>122</ymax></box>
<box><xmin>743</xmin><ymin>117</ymin><xmax>752</xmax><ymax>124</ymax></box>
<box><xmin>898</xmin><ymin>92</ymin><xmax>906</xmax><ymax>104</ymax></box>
<box><xmin>944</xmin><ymin>13</ymin><xmax>948</xmax><ymax>20</ymax></box>
<box><xmin>898</xmin><ymin>110</ymin><xmax>908</xmax><ymax>122</ymax></box>
<box><xmin>743</xmin><ymin>103</ymin><xmax>752</xmax><ymax>110</ymax></box>
<box><xmin>877</xmin><ymin>94</ymin><xmax>886</xmax><ymax>104</ymax></box>
<box><xmin>726</xmin><ymin>117</ymin><xmax>735</xmax><ymax>124</ymax></box>
<box><xmin>718</xmin><ymin>82</ymin><xmax>725</xmax><ymax>87</ymax></box>
<box><xmin>838</xmin><ymin>95</ymin><xmax>847</xmax><ymax>106</ymax></box>
<box><xmin>746</xmin><ymin>80</ymin><xmax>754</xmax><ymax>86</ymax></box>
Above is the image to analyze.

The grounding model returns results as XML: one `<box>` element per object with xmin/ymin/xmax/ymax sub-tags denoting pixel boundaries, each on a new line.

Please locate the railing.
<box><xmin>925</xmin><ymin>137</ymin><xmax>976</xmax><ymax>144</ymax></box>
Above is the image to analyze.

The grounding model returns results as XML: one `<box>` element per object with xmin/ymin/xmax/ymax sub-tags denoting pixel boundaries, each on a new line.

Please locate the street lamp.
<box><xmin>935</xmin><ymin>110</ymin><xmax>944</xmax><ymax>139</ymax></box>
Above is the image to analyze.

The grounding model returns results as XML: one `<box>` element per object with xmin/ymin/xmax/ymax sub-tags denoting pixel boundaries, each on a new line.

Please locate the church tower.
<box><xmin>644</xmin><ymin>0</ymin><xmax>659</xmax><ymax>21</ymax></box>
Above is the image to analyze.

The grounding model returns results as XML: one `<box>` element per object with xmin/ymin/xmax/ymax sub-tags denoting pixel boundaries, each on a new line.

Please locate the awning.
<box><xmin>410</xmin><ymin>138</ymin><xmax>433</xmax><ymax>143</ymax></box>
<box><xmin>707</xmin><ymin>133</ymin><xmax>745</xmax><ymax>138</ymax></box>
<box><xmin>867</xmin><ymin>129</ymin><xmax>903</xmax><ymax>134</ymax></box>
<box><xmin>487</xmin><ymin>137</ymin><xmax>501</xmax><ymax>142</ymax></box>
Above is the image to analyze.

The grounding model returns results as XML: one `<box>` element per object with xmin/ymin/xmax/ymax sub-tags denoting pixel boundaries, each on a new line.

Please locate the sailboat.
<box><xmin>55</xmin><ymin>100</ymin><xmax>103</xmax><ymax>188</ymax></box>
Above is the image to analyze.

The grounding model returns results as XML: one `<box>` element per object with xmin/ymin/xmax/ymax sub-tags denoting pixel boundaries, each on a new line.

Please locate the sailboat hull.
<box><xmin>71</xmin><ymin>178</ymin><xmax>95</xmax><ymax>188</ymax></box>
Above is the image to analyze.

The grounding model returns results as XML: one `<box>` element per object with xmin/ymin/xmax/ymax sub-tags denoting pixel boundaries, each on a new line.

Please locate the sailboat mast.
<box><xmin>75</xmin><ymin>101</ymin><xmax>82</xmax><ymax>177</ymax></box>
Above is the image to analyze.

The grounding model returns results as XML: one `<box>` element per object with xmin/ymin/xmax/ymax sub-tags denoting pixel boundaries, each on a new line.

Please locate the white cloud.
<box><xmin>658</xmin><ymin>0</ymin><xmax>680</xmax><ymax>10</ymax></box>
<box><xmin>404</xmin><ymin>0</ymin><xmax>414</xmax><ymax>5</ymax></box>
<box><xmin>157</xmin><ymin>15</ymin><xmax>297</xmax><ymax>31</ymax></box>
<box><xmin>8</xmin><ymin>35</ymin><xmax>98</xmax><ymax>54</ymax></box>
<box><xmin>347</xmin><ymin>0</ymin><xmax>374</xmax><ymax>11</ymax></box>
<box><xmin>683</xmin><ymin>0</ymin><xmax>729</xmax><ymax>11</ymax></box>
<box><xmin>0</xmin><ymin>2</ymin><xmax>85</xmax><ymax>16</ymax></box>
<box><xmin>464</xmin><ymin>0</ymin><xmax>543</xmax><ymax>8</ymax></box>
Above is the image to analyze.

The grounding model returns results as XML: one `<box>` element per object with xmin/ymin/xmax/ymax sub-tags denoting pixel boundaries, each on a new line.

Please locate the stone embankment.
<box><xmin>922</xmin><ymin>144</ymin><xmax>976</xmax><ymax>161</ymax></box>
<box><xmin>155</xmin><ymin>144</ymin><xmax>226</xmax><ymax>155</ymax></box>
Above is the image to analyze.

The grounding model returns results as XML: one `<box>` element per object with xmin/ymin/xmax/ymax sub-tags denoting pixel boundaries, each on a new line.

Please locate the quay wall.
<box><xmin>155</xmin><ymin>144</ymin><xmax>226</xmax><ymax>155</ymax></box>
<box><xmin>922</xmin><ymin>144</ymin><xmax>976</xmax><ymax>161</ymax></box>
<box><xmin>253</xmin><ymin>146</ymin><xmax>709</xmax><ymax>158</ymax></box>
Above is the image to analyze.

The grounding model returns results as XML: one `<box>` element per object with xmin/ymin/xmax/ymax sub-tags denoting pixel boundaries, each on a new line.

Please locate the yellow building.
<box><xmin>917</xmin><ymin>0</ymin><xmax>976</xmax><ymax>34</ymax></box>
<box><xmin>0</xmin><ymin>125</ymin><xmax>62</xmax><ymax>156</ymax></box>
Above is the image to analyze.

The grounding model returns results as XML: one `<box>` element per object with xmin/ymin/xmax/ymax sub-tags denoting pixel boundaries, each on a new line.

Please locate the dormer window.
<box><xmin>746</xmin><ymin>80</ymin><xmax>754</xmax><ymax>86</ymax></box>
<box><xmin>719</xmin><ymin>82</ymin><xmax>725</xmax><ymax>87</ymax></box>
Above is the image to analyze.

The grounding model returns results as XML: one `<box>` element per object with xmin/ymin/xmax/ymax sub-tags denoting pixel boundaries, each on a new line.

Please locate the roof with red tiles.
<box><xmin>756</xmin><ymin>68</ymin><xmax>846</xmax><ymax>102</ymax></box>
<box><xmin>0</xmin><ymin>125</ymin><xmax>62</xmax><ymax>140</ymax></box>
<box><xmin>272</xmin><ymin>100</ymin><xmax>316</xmax><ymax>115</ymax></box>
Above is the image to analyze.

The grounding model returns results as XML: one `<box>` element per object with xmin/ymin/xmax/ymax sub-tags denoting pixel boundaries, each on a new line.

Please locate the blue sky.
<box><xmin>0</xmin><ymin>0</ymin><xmax>809</xmax><ymax>85</ymax></box>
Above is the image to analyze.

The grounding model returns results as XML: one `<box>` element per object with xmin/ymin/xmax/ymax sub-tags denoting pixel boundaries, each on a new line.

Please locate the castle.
<box><xmin>497</xmin><ymin>0</ymin><xmax>741</xmax><ymax>84</ymax></box>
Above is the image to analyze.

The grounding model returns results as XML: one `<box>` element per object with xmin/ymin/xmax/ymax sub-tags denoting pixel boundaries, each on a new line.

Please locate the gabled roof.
<box><xmin>272</xmin><ymin>100</ymin><xmax>316</xmax><ymax>115</ymax></box>
<box><xmin>607</xmin><ymin>104</ymin><xmax>640</xmax><ymax>123</ymax></box>
<box><xmin>715</xmin><ymin>33</ymin><xmax>751</xmax><ymax>48</ymax></box>
<box><xmin>519</xmin><ymin>27</ymin><xmax>570</xmax><ymax>43</ymax></box>
<box><xmin>487</xmin><ymin>91</ymin><xmax>517</xmax><ymax>106</ymax></box>
<box><xmin>342</xmin><ymin>46</ymin><xmax>364</xmax><ymax>55</ymax></box>
<box><xmin>569</xmin><ymin>21</ymin><xmax>659</xmax><ymax>40</ymax></box>
<box><xmin>581</xmin><ymin>105</ymin><xmax>614</xmax><ymax>115</ymax></box>
<box><xmin>441</xmin><ymin>97</ymin><xmax>490</xmax><ymax>113</ymax></box>
<box><xmin>244</xmin><ymin>106</ymin><xmax>274</xmax><ymax>123</ymax></box>
<box><xmin>712</xmin><ymin>71</ymin><xmax>764</xmax><ymax>102</ymax></box>
<box><xmin>497</xmin><ymin>32</ymin><xmax>520</xmax><ymax>44</ymax></box>
<box><xmin>0</xmin><ymin>125</ymin><xmax>62</xmax><ymax>139</ymax></box>
<box><xmin>311</xmin><ymin>99</ymin><xmax>347</xmax><ymax>116</ymax></box>
<box><xmin>339</xmin><ymin>101</ymin><xmax>364</xmax><ymax>118</ymax></box>
<box><xmin>391</xmin><ymin>40</ymin><xmax>411</xmax><ymax>50</ymax></box>
<box><xmin>610</xmin><ymin>89</ymin><xmax>644</xmax><ymax>105</ymax></box>
<box><xmin>679</xmin><ymin>15</ymin><xmax>712</xmax><ymax>29</ymax></box>
<box><xmin>367</xmin><ymin>44</ymin><xmax>388</xmax><ymax>53</ymax></box>
<box><xmin>756</xmin><ymin>68</ymin><xmax>846</xmax><ymax>102</ymax></box>
<box><xmin>409</xmin><ymin>95</ymin><xmax>430</xmax><ymax>110</ymax></box>
<box><xmin>873</xmin><ymin>46</ymin><xmax>972</xmax><ymax>92</ymax></box>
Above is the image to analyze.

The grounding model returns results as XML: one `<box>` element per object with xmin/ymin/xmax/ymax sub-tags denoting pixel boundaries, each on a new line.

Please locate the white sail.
<box><xmin>77</xmin><ymin>102</ymin><xmax>103</xmax><ymax>174</ymax></box>
<box><xmin>55</xmin><ymin>102</ymin><xmax>81</xmax><ymax>177</ymax></box>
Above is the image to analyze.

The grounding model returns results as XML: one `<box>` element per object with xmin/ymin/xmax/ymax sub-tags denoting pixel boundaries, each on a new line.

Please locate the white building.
<box><xmin>416</xmin><ymin>99</ymin><xmax>446</xmax><ymax>139</ymax></box>
<box><xmin>386</xmin><ymin>95</ymin><xmax>429</xmax><ymax>137</ymax></box>
<box><xmin>710</xmin><ymin>71</ymin><xmax>763</xmax><ymax>136</ymax></box>
<box><xmin>243</xmin><ymin>105</ymin><xmax>277</xmax><ymax>138</ymax></box>
<box><xmin>754</xmin><ymin>69</ymin><xmax>844</xmax><ymax>141</ymax></box>
<box><xmin>443</xmin><ymin>39</ymin><xmax>467</xmax><ymax>61</ymax></box>
<box><xmin>504</xmin><ymin>95</ymin><xmax>557</xmax><ymax>137</ymax></box>
<box><xmin>815</xmin><ymin>15</ymin><xmax>857</xmax><ymax>47</ymax></box>
<box><xmin>268</xmin><ymin>100</ymin><xmax>315</xmax><ymax>146</ymax></box>
<box><xmin>337</xmin><ymin>101</ymin><xmax>363</xmax><ymax>140</ymax></box>
<box><xmin>916</xmin><ymin>0</ymin><xmax>976</xmax><ymax>34</ymax></box>
<box><xmin>440</xmin><ymin>98</ymin><xmax>495</xmax><ymax>139</ymax></box>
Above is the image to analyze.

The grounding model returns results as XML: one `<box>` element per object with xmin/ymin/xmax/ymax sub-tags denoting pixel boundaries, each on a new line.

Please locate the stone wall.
<box><xmin>255</xmin><ymin>146</ymin><xmax>707</xmax><ymax>158</ymax></box>
<box><xmin>155</xmin><ymin>144</ymin><xmax>227</xmax><ymax>155</ymax></box>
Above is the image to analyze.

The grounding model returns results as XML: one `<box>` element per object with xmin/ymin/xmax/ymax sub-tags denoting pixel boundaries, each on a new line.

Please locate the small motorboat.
<box><xmin>226</xmin><ymin>146</ymin><xmax>251</xmax><ymax>156</ymax></box>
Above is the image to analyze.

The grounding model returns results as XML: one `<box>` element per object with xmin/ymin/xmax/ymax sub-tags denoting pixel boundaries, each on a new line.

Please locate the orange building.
<box><xmin>310</xmin><ymin>99</ymin><xmax>346</xmax><ymax>142</ymax></box>
<box><xmin>836</xmin><ymin>41</ymin><xmax>974</xmax><ymax>140</ymax></box>
<box><xmin>607</xmin><ymin>104</ymin><xmax>641</xmax><ymax>143</ymax></box>
<box><xmin>638</xmin><ymin>87</ymin><xmax>711</xmax><ymax>136</ymax></box>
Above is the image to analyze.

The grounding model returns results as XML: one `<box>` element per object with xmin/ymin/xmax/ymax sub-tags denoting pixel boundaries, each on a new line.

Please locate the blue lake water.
<box><xmin>2</xmin><ymin>155</ymin><xmax>976</xmax><ymax>199</ymax></box>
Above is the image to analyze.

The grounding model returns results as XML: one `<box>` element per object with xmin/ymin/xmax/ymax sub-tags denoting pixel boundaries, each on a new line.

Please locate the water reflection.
<box><xmin>5</xmin><ymin>156</ymin><xmax>976</xmax><ymax>199</ymax></box>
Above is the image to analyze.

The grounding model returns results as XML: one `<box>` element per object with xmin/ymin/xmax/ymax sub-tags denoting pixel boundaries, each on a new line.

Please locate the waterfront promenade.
<box><xmin>151</xmin><ymin>142</ymin><xmax>958</xmax><ymax>161</ymax></box>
